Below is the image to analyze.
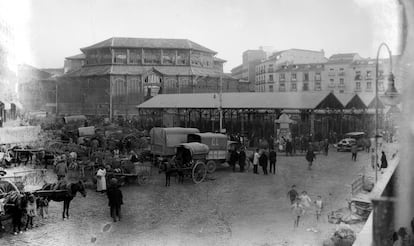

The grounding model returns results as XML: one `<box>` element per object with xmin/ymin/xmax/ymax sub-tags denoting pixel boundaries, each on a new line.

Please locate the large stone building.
<box><xmin>59</xmin><ymin>37</ymin><xmax>247</xmax><ymax>117</ymax></box>
<box><xmin>255</xmin><ymin>49</ymin><xmax>327</xmax><ymax>92</ymax></box>
<box><xmin>231</xmin><ymin>49</ymin><xmax>267</xmax><ymax>91</ymax></box>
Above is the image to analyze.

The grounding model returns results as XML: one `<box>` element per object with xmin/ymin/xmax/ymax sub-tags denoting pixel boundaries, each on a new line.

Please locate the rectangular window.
<box><xmin>303</xmin><ymin>83</ymin><xmax>309</xmax><ymax>91</ymax></box>
<box><xmin>315</xmin><ymin>81</ymin><xmax>321</xmax><ymax>91</ymax></box>
<box><xmin>100</xmin><ymin>48</ymin><xmax>112</xmax><ymax>64</ymax></box>
<box><xmin>279</xmin><ymin>73</ymin><xmax>285</xmax><ymax>82</ymax></box>
<box><xmin>114</xmin><ymin>49</ymin><xmax>127</xmax><ymax>64</ymax></box>
<box><xmin>190</xmin><ymin>51</ymin><xmax>202</xmax><ymax>66</ymax></box>
<box><xmin>291</xmin><ymin>83</ymin><xmax>297</xmax><ymax>91</ymax></box>
<box><xmin>356</xmin><ymin>82</ymin><xmax>361</xmax><ymax>90</ymax></box>
<box><xmin>340</xmin><ymin>78</ymin><xmax>344</xmax><ymax>85</ymax></box>
<box><xmin>129</xmin><ymin>49</ymin><xmax>141</xmax><ymax>64</ymax></box>
<box><xmin>143</xmin><ymin>49</ymin><xmax>161</xmax><ymax>64</ymax></box>
<box><xmin>162</xmin><ymin>49</ymin><xmax>176</xmax><ymax>65</ymax></box>
<box><xmin>269</xmin><ymin>85</ymin><xmax>273</xmax><ymax>92</ymax></box>
<box><xmin>366</xmin><ymin>70</ymin><xmax>372</xmax><ymax>79</ymax></box>
<box><xmin>268</xmin><ymin>64</ymin><xmax>274</xmax><ymax>73</ymax></box>
<box><xmin>303</xmin><ymin>72</ymin><xmax>309</xmax><ymax>81</ymax></box>
<box><xmin>367</xmin><ymin>81</ymin><xmax>372</xmax><ymax>90</ymax></box>
<box><xmin>355</xmin><ymin>71</ymin><xmax>361</xmax><ymax>80</ymax></box>
<box><xmin>177</xmin><ymin>50</ymin><xmax>189</xmax><ymax>65</ymax></box>
<box><xmin>279</xmin><ymin>82</ymin><xmax>286</xmax><ymax>91</ymax></box>
<box><xmin>269</xmin><ymin>74</ymin><xmax>274</xmax><ymax>82</ymax></box>
<box><xmin>315</xmin><ymin>72</ymin><xmax>321</xmax><ymax>81</ymax></box>
<box><xmin>291</xmin><ymin>73</ymin><xmax>297</xmax><ymax>82</ymax></box>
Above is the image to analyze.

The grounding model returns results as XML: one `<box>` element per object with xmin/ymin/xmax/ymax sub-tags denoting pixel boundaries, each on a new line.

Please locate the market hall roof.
<box><xmin>137</xmin><ymin>91</ymin><xmax>334</xmax><ymax>110</ymax></box>
<box><xmin>62</xmin><ymin>65</ymin><xmax>232</xmax><ymax>79</ymax></box>
<box><xmin>80</xmin><ymin>37</ymin><xmax>217</xmax><ymax>54</ymax></box>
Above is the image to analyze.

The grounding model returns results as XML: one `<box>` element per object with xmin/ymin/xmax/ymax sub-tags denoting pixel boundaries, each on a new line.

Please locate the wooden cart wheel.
<box><xmin>192</xmin><ymin>161</ymin><xmax>207</xmax><ymax>184</ymax></box>
<box><xmin>138</xmin><ymin>170</ymin><xmax>150</xmax><ymax>185</ymax></box>
<box><xmin>206</xmin><ymin>160</ymin><xmax>216</xmax><ymax>174</ymax></box>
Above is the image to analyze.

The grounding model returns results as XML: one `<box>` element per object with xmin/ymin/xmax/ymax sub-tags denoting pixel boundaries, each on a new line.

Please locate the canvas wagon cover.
<box><xmin>188</xmin><ymin>133</ymin><xmax>227</xmax><ymax>151</ymax></box>
<box><xmin>178</xmin><ymin>143</ymin><xmax>209</xmax><ymax>156</ymax></box>
<box><xmin>150</xmin><ymin>127</ymin><xmax>199</xmax><ymax>156</ymax></box>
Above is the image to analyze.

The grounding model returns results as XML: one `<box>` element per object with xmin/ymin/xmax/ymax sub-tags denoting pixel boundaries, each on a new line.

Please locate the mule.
<box><xmin>36</xmin><ymin>181</ymin><xmax>86</xmax><ymax>219</ymax></box>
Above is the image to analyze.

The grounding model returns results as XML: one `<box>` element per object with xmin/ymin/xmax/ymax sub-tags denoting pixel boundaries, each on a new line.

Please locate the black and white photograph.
<box><xmin>0</xmin><ymin>0</ymin><xmax>413</xmax><ymax>245</ymax></box>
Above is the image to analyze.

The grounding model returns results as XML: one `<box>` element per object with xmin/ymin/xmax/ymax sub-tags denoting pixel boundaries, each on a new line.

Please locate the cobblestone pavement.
<box><xmin>0</xmin><ymin>144</ymin><xmax>398</xmax><ymax>246</ymax></box>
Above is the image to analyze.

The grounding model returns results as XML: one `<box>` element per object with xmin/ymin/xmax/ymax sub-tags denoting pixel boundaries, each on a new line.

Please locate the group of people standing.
<box><xmin>252</xmin><ymin>148</ymin><xmax>278</xmax><ymax>175</ymax></box>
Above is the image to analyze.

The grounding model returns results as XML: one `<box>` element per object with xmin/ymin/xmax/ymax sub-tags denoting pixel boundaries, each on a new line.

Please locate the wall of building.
<box><xmin>64</xmin><ymin>59</ymin><xmax>84</xmax><ymax>73</ymax></box>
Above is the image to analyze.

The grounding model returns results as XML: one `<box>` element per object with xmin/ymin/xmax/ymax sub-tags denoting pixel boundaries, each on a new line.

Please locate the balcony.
<box><xmin>365</xmin><ymin>76</ymin><xmax>373</xmax><ymax>80</ymax></box>
<box><xmin>279</xmin><ymin>78</ymin><xmax>285</xmax><ymax>82</ymax></box>
<box><xmin>338</xmin><ymin>84</ymin><xmax>346</xmax><ymax>89</ymax></box>
<box><xmin>338</xmin><ymin>72</ymin><xmax>346</xmax><ymax>76</ymax></box>
<box><xmin>291</xmin><ymin>78</ymin><xmax>297</xmax><ymax>82</ymax></box>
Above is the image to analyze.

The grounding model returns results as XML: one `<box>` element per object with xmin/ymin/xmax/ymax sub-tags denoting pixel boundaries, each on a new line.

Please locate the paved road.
<box><xmin>0</xmin><ymin>145</ymin><xmax>396</xmax><ymax>246</ymax></box>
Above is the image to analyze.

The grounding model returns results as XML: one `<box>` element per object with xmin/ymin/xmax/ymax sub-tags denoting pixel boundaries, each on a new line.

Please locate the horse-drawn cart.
<box><xmin>106</xmin><ymin>160</ymin><xmax>152</xmax><ymax>186</ymax></box>
<box><xmin>167</xmin><ymin>142</ymin><xmax>209</xmax><ymax>184</ymax></box>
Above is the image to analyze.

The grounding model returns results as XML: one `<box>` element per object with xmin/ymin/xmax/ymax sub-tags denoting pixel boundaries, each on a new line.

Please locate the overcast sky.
<box><xmin>2</xmin><ymin>0</ymin><xmax>402</xmax><ymax>72</ymax></box>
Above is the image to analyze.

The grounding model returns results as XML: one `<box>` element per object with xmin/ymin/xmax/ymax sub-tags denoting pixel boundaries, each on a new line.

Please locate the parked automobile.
<box><xmin>336</xmin><ymin>138</ymin><xmax>357</xmax><ymax>152</ymax></box>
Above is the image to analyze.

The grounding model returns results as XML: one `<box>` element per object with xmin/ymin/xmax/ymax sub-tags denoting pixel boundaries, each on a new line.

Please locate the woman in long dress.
<box><xmin>96</xmin><ymin>166</ymin><xmax>107</xmax><ymax>193</ymax></box>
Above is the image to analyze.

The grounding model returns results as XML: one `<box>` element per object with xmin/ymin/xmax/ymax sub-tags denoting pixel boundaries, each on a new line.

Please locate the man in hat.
<box><xmin>55</xmin><ymin>157</ymin><xmax>68</xmax><ymax>181</ymax></box>
<box><xmin>107</xmin><ymin>178</ymin><xmax>123</xmax><ymax>222</ymax></box>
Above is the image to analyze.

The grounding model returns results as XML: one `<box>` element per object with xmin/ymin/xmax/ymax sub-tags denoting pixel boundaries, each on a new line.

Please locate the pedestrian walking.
<box><xmin>54</xmin><ymin>159</ymin><xmax>68</xmax><ymax>181</ymax></box>
<box><xmin>253</xmin><ymin>149</ymin><xmax>260</xmax><ymax>174</ymax></box>
<box><xmin>324</xmin><ymin>139</ymin><xmax>329</xmax><ymax>156</ymax></box>
<box><xmin>229</xmin><ymin>149</ymin><xmax>239</xmax><ymax>172</ymax></box>
<box><xmin>287</xmin><ymin>185</ymin><xmax>299</xmax><ymax>204</ymax></box>
<box><xmin>107</xmin><ymin>178</ymin><xmax>123</xmax><ymax>222</ymax></box>
<box><xmin>314</xmin><ymin>195</ymin><xmax>323</xmax><ymax>222</ymax></box>
<box><xmin>238</xmin><ymin>147</ymin><xmax>246</xmax><ymax>172</ymax></box>
<box><xmin>11</xmin><ymin>196</ymin><xmax>23</xmax><ymax>235</ymax></box>
<box><xmin>291</xmin><ymin>198</ymin><xmax>305</xmax><ymax>228</ymax></box>
<box><xmin>269</xmin><ymin>148</ymin><xmax>277</xmax><ymax>174</ymax></box>
<box><xmin>306</xmin><ymin>148</ymin><xmax>316</xmax><ymax>170</ymax></box>
<box><xmin>96</xmin><ymin>166</ymin><xmax>107</xmax><ymax>193</ymax></box>
<box><xmin>371</xmin><ymin>149</ymin><xmax>376</xmax><ymax>170</ymax></box>
<box><xmin>379</xmin><ymin>151</ymin><xmax>388</xmax><ymax>171</ymax></box>
<box><xmin>259</xmin><ymin>150</ymin><xmax>268</xmax><ymax>175</ymax></box>
<box><xmin>286</xmin><ymin>140</ymin><xmax>292</xmax><ymax>156</ymax></box>
<box><xmin>351</xmin><ymin>144</ymin><xmax>358</xmax><ymax>161</ymax></box>
<box><xmin>25</xmin><ymin>194</ymin><xmax>37</xmax><ymax>230</ymax></box>
<box><xmin>299</xmin><ymin>191</ymin><xmax>312</xmax><ymax>207</ymax></box>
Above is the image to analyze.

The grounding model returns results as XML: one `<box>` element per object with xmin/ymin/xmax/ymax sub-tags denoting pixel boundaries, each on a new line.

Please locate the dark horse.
<box><xmin>36</xmin><ymin>181</ymin><xmax>86</xmax><ymax>219</ymax></box>
<box><xmin>159</xmin><ymin>157</ymin><xmax>184</xmax><ymax>187</ymax></box>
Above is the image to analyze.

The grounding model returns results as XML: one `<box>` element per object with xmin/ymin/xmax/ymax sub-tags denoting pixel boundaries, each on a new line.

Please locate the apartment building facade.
<box><xmin>256</xmin><ymin>51</ymin><xmax>397</xmax><ymax>95</ymax></box>
<box><xmin>255</xmin><ymin>49</ymin><xmax>327</xmax><ymax>92</ymax></box>
<box><xmin>231</xmin><ymin>49</ymin><xmax>267</xmax><ymax>91</ymax></box>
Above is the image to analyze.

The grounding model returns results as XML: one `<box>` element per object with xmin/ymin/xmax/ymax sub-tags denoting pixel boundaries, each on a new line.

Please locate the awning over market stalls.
<box><xmin>137</xmin><ymin>91</ymin><xmax>334</xmax><ymax>110</ymax></box>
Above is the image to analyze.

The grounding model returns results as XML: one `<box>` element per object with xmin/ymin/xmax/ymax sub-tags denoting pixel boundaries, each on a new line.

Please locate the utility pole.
<box><xmin>219</xmin><ymin>73</ymin><xmax>223</xmax><ymax>133</ymax></box>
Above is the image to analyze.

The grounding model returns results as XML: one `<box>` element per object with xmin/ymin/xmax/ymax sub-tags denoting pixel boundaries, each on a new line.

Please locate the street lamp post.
<box><xmin>374</xmin><ymin>42</ymin><xmax>400</xmax><ymax>183</ymax></box>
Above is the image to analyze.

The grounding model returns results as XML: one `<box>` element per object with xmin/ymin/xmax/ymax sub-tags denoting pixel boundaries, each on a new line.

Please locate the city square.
<box><xmin>0</xmin><ymin>1</ymin><xmax>413</xmax><ymax>246</ymax></box>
